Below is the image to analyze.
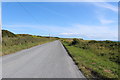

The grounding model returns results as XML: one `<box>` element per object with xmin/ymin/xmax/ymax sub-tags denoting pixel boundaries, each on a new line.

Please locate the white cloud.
<box><xmin>100</xmin><ymin>19</ymin><xmax>114</xmax><ymax>24</ymax></box>
<box><xmin>93</xmin><ymin>2</ymin><xmax>118</xmax><ymax>12</ymax></box>
<box><xmin>3</xmin><ymin>24</ymin><xmax>118</xmax><ymax>40</ymax></box>
<box><xmin>93</xmin><ymin>2</ymin><xmax>117</xmax><ymax>25</ymax></box>
<box><xmin>98</xmin><ymin>17</ymin><xmax>115</xmax><ymax>24</ymax></box>
<box><xmin>59</xmin><ymin>33</ymin><xmax>80</xmax><ymax>36</ymax></box>
<box><xmin>59</xmin><ymin>24</ymin><xmax>117</xmax><ymax>40</ymax></box>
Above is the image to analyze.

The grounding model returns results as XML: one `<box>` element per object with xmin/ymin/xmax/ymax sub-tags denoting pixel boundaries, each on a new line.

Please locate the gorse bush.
<box><xmin>71</xmin><ymin>38</ymin><xmax>80</xmax><ymax>45</ymax></box>
<box><xmin>2</xmin><ymin>30</ymin><xmax>16</xmax><ymax>37</ymax></box>
<box><xmin>2</xmin><ymin>36</ymin><xmax>50</xmax><ymax>46</ymax></box>
<box><xmin>2</xmin><ymin>30</ymin><xmax>56</xmax><ymax>55</ymax></box>
<box><xmin>63</xmin><ymin>39</ymin><xmax>119</xmax><ymax>79</ymax></box>
<box><xmin>69</xmin><ymin>38</ymin><xmax>119</xmax><ymax>64</ymax></box>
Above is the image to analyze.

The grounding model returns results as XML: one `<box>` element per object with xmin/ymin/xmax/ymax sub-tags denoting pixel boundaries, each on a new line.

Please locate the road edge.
<box><xmin>60</xmin><ymin>41</ymin><xmax>87</xmax><ymax>79</ymax></box>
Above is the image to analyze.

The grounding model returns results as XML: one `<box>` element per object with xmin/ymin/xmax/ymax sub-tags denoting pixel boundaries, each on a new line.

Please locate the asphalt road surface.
<box><xmin>2</xmin><ymin>40</ymin><xmax>85</xmax><ymax>78</ymax></box>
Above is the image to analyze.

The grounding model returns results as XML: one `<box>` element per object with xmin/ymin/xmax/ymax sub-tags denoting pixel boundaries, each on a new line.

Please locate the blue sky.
<box><xmin>2</xmin><ymin>2</ymin><xmax>118</xmax><ymax>40</ymax></box>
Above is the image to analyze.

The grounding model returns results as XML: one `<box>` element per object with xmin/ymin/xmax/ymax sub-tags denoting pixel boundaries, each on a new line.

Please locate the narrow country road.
<box><xmin>2</xmin><ymin>40</ymin><xmax>85</xmax><ymax>78</ymax></box>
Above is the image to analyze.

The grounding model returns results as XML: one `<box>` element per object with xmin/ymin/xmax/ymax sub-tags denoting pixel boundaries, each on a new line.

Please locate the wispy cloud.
<box><xmin>99</xmin><ymin>18</ymin><xmax>114</xmax><ymax>24</ymax></box>
<box><xmin>59</xmin><ymin>24</ymin><xmax>117</xmax><ymax>40</ymax></box>
<box><xmin>59</xmin><ymin>33</ymin><xmax>80</xmax><ymax>36</ymax></box>
<box><xmin>93</xmin><ymin>2</ymin><xmax>118</xmax><ymax>12</ymax></box>
<box><xmin>92</xmin><ymin>2</ymin><xmax>117</xmax><ymax>25</ymax></box>
<box><xmin>98</xmin><ymin>16</ymin><xmax>115</xmax><ymax>24</ymax></box>
<box><xmin>3</xmin><ymin>24</ymin><xmax>118</xmax><ymax>40</ymax></box>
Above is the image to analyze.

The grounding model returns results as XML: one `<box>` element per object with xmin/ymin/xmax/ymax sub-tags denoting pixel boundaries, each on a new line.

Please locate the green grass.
<box><xmin>63</xmin><ymin>41</ymin><xmax>119</xmax><ymax>79</ymax></box>
<box><xmin>2</xmin><ymin>36</ymin><xmax>56</xmax><ymax>56</ymax></box>
<box><xmin>2</xmin><ymin>30</ymin><xmax>59</xmax><ymax>56</ymax></box>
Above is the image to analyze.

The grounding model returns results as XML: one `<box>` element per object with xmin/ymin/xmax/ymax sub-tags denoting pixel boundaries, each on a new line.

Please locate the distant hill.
<box><xmin>2</xmin><ymin>30</ymin><xmax>60</xmax><ymax>39</ymax></box>
<box><xmin>2</xmin><ymin>30</ymin><xmax>16</xmax><ymax>37</ymax></box>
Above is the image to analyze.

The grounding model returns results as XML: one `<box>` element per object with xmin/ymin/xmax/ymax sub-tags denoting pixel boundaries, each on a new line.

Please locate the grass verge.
<box><xmin>2</xmin><ymin>37</ymin><xmax>56</xmax><ymax>56</ymax></box>
<box><xmin>62</xmin><ymin>41</ymin><xmax>119</xmax><ymax>79</ymax></box>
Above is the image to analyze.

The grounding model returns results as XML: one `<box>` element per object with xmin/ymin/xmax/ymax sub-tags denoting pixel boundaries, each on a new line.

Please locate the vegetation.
<box><xmin>2</xmin><ymin>30</ymin><xmax>16</xmax><ymax>37</ymax></box>
<box><xmin>62</xmin><ymin>38</ymin><xmax>119</xmax><ymax>79</ymax></box>
<box><xmin>2</xmin><ymin>30</ymin><xmax>56</xmax><ymax>55</ymax></box>
<box><xmin>2</xmin><ymin>30</ymin><xmax>120</xmax><ymax>79</ymax></box>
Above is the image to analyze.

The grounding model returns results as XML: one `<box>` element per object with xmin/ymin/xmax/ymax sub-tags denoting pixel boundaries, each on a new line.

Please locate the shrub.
<box><xmin>71</xmin><ymin>38</ymin><xmax>79</xmax><ymax>45</ymax></box>
<box><xmin>2</xmin><ymin>30</ymin><xmax>16</xmax><ymax>37</ymax></box>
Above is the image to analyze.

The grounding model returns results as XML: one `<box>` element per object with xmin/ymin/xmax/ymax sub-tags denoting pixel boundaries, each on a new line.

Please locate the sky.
<box><xmin>2</xmin><ymin>2</ymin><xmax>118</xmax><ymax>41</ymax></box>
